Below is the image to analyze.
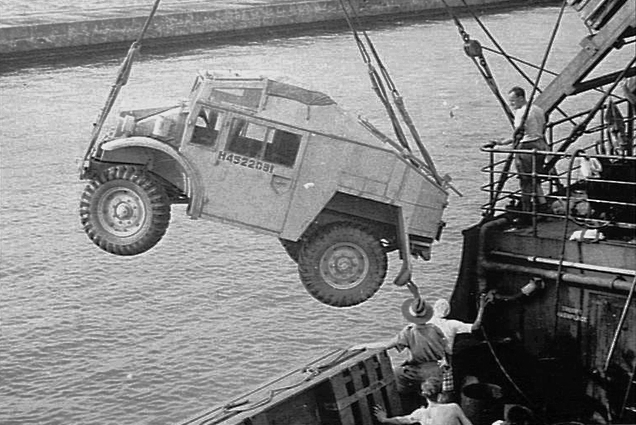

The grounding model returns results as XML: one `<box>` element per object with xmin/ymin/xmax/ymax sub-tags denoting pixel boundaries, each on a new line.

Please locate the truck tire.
<box><xmin>279</xmin><ymin>238</ymin><xmax>300</xmax><ymax>263</ymax></box>
<box><xmin>298</xmin><ymin>222</ymin><xmax>387</xmax><ymax>307</ymax></box>
<box><xmin>80</xmin><ymin>165</ymin><xmax>171</xmax><ymax>256</ymax></box>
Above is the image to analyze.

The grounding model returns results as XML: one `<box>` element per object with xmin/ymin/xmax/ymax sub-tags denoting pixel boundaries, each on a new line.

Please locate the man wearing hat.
<box><xmin>354</xmin><ymin>297</ymin><xmax>447</xmax><ymax>412</ymax></box>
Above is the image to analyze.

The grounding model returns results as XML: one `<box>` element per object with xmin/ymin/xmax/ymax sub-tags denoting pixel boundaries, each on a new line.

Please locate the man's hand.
<box><xmin>482</xmin><ymin>290</ymin><xmax>496</xmax><ymax>305</ymax></box>
<box><xmin>486</xmin><ymin>138</ymin><xmax>511</xmax><ymax>148</ymax></box>
<box><xmin>438</xmin><ymin>358</ymin><xmax>450</xmax><ymax>370</ymax></box>
<box><xmin>373</xmin><ymin>405</ymin><xmax>388</xmax><ymax>422</ymax></box>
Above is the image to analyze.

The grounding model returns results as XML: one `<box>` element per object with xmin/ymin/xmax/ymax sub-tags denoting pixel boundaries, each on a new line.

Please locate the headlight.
<box><xmin>116</xmin><ymin>114</ymin><xmax>136</xmax><ymax>137</ymax></box>
<box><xmin>152</xmin><ymin>116</ymin><xmax>171</xmax><ymax>138</ymax></box>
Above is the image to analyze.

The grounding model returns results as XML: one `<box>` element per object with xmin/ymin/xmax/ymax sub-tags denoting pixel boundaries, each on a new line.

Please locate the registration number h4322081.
<box><xmin>217</xmin><ymin>151</ymin><xmax>275</xmax><ymax>174</ymax></box>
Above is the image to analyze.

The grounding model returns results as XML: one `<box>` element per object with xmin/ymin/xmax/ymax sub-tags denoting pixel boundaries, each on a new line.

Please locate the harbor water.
<box><xmin>1</xmin><ymin>5</ymin><xmax>591</xmax><ymax>425</ymax></box>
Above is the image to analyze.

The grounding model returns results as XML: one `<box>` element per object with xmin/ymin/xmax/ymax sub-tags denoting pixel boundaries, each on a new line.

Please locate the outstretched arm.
<box><xmin>471</xmin><ymin>293</ymin><xmax>489</xmax><ymax>331</ymax></box>
<box><xmin>373</xmin><ymin>405</ymin><xmax>418</xmax><ymax>424</ymax></box>
<box><xmin>352</xmin><ymin>337</ymin><xmax>398</xmax><ymax>351</ymax></box>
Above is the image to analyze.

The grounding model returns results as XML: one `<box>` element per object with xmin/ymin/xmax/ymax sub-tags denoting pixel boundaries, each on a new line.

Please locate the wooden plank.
<box><xmin>337</xmin><ymin>378</ymin><xmax>388</xmax><ymax>409</ymax></box>
<box><xmin>330</xmin><ymin>371</ymin><xmax>356</xmax><ymax>425</ymax></box>
<box><xmin>377</xmin><ymin>350</ymin><xmax>402</xmax><ymax>416</ymax></box>
<box><xmin>364</xmin><ymin>356</ymin><xmax>383</xmax><ymax>406</ymax></box>
<box><xmin>350</xmin><ymin>362</ymin><xmax>374</xmax><ymax>425</ymax></box>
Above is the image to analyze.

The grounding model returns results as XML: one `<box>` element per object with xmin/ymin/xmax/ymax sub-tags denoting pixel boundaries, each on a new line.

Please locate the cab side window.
<box><xmin>263</xmin><ymin>129</ymin><xmax>301</xmax><ymax>167</ymax></box>
<box><xmin>227</xmin><ymin>119</ymin><xmax>264</xmax><ymax>157</ymax></box>
<box><xmin>227</xmin><ymin>118</ymin><xmax>301</xmax><ymax>168</ymax></box>
<box><xmin>191</xmin><ymin>108</ymin><xmax>222</xmax><ymax>147</ymax></box>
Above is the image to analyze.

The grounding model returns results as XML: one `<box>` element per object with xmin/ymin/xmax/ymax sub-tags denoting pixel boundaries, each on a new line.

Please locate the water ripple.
<box><xmin>0</xmin><ymin>7</ymin><xmax>601</xmax><ymax>425</ymax></box>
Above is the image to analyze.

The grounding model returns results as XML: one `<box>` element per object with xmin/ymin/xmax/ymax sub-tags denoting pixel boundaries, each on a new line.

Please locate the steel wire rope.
<box><xmin>339</xmin><ymin>0</ymin><xmax>449</xmax><ymax>186</ymax></box>
<box><xmin>351</xmin><ymin>9</ymin><xmax>443</xmax><ymax>183</ymax></box>
<box><xmin>480</xmin><ymin>324</ymin><xmax>548</xmax><ymax>425</ymax></box>
<box><xmin>82</xmin><ymin>0</ymin><xmax>162</xmax><ymax>168</ymax></box>
<box><xmin>440</xmin><ymin>0</ymin><xmax>513</xmax><ymax>125</ymax></box>
<box><xmin>337</xmin><ymin>0</ymin><xmax>411</xmax><ymax>153</ymax></box>
<box><xmin>543</xmin><ymin>55</ymin><xmax>636</xmax><ymax>172</ymax></box>
<box><xmin>480</xmin><ymin>45</ymin><xmax>628</xmax><ymax>104</ymax></box>
<box><xmin>486</xmin><ymin>0</ymin><xmax>567</xmax><ymax>216</ymax></box>
<box><xmin>456</xmin><ymin>0</ymin><xmax>576</xmax><ymax>126</ymax></box>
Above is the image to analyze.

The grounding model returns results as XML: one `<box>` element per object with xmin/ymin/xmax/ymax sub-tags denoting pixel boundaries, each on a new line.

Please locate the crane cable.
<box><xmin>359</xmin><ymin>19</ymin><xmax>442</xmax><ymax>183</ymax></box>
<box><xmin>337</xmin><ymin>0</ymin><xmax>411</xmax><ymax>153</ymax></box>
<box><xmin>441</xmin><ymin>0</ymin><xmax>567</xmax><ymax>215</ymax></box>
<box><xmin>82</xmin><ymin>0</ymin><xmax>162</xmax><ymax>170</ymax></box>
<box><xmin>440</xmin><ymin>0</ymin><xmax>513</xmax><ymax>125</ymax></box>
<box><xmin>338</xmin><ymin>0</ymin><xmax>445</xmax><ymax>186</ymax></box>
<box><xmin>456</xmin><ymin>0</ymin><xmax>576</xmax><ymax>127</ymax></box>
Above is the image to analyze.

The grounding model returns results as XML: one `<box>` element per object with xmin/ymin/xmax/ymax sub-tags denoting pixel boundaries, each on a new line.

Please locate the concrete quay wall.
<box><xmin>0</xmin><ymin>0</ymin><xmax>555</xmax><ymax>58</ymax></box>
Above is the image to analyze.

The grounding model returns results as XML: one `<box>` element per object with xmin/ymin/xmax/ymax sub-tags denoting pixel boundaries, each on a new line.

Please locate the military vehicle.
<box><xmin>79</xmin><ymin>70</ymin><xmax>450</xmax><ymax>307</ymax></box>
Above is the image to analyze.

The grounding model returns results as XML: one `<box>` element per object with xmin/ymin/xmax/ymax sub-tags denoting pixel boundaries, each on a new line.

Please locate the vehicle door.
<box><xmin>183</xmin><ymin>106</ymin><xmax>305</xmax><ymax>233</ymax></box>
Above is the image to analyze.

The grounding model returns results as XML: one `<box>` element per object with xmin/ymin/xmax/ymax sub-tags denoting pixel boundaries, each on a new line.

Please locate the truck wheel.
<box><xmin>298</xmin><ymin>222</ymin><xmax>387</xmax><ymax>307</ymax></box>
<box><xmin>80</xmin><ymin>165</ymin><xmax>171</xmax><ymax>256</ymax></box>
<box><xmin>279</xmin><ymin>238</ymin><xmax>300</xmax><ymax>263</ymax></box>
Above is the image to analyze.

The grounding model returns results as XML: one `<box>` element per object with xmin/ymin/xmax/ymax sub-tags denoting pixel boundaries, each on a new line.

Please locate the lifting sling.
<box><xmin>81</xmin><ymin>0</ymin><xmax>162</xmax><ymax>174</ymax></box>
<box><xmin>338</xmin><ymin>0</ymin><xmax>445</xmax><ymax>187</ymax></box>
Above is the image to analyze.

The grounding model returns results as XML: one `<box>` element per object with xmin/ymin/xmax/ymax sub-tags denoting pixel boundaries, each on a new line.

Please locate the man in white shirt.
<box><xmin>496</xmin><ymin>86</ymin><xmax>549</xmax><ymax>215</ymax></box>
<box><xmin>428</xmin><ymin>295</ymin><xmax>488</xmax><ymax>402</ymax></box>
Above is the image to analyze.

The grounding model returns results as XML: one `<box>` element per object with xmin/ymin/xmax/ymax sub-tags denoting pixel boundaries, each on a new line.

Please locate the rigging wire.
<box><xmin>337</xmin><ymin>0</ymin><xmax>411</xmax><ymax>153</ymax></box>
<box><xmin>440</xmin><ymin>0</ymin><xmax>513</xmax><ymax>125</ymax></box>
<box><xmin>338</xmin><ymin>0</ymin><xmax>445</xmax><ymax>186</ymax></box>
<box><xmin>82</xmin><ymin>0</ymin><xmax>162</xmax><ymax>167</ymax></box>
<box><xmin>487</xmin><ymin>0</ymin><xmax>567</xmax><ymax>216</ymax></box>
<box><xmin>544</xmin><ymin>54</ymin><xmax>636</xmax><ymax>172</ymax></box>
<box><xmin>480</xmin><ymin>325</ymin><xmax>548</xmax><ymax>424</ymax></box>
<box><xmin>455</xmin><ymin>0</ymin><xmax>576</xmax><ymax>126</ymax></box>
<box><xmin>357</xmin><ymin>19</ymin><xmax>442</xmax><ymax>183</ymax></box>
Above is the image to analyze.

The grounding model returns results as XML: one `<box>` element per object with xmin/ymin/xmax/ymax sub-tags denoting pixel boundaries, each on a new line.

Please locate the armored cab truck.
<box><xmin>80</xmin><ymin>70</ymin><xmax>449</xmax><ymax>307</ymax></box>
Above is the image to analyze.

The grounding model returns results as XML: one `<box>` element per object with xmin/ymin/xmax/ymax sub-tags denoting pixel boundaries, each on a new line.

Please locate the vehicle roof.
<box><xmin>200</xmin><ymin>70</ymin><xmax>336</xmax><ymax>107</ymax></box>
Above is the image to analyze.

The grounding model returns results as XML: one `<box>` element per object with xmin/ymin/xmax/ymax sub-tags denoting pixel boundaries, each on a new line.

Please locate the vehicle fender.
<box><xmin>100</xmin><ymin>137</ymin><xmax>205</xmax><ymax>218</ymax></box>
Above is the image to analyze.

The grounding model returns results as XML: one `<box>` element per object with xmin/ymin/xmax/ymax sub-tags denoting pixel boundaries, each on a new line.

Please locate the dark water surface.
<box><xmin>1</xmin><ymin>6</ymin><xmax>594</xmax><ymax>425</ymax></box>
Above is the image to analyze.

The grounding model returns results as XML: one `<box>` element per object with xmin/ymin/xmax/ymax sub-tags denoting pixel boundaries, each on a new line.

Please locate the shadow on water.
<box><xmin>0</xmin><ymin>1</ymin><xmax>557</xmax><ymax>74</ymax></box>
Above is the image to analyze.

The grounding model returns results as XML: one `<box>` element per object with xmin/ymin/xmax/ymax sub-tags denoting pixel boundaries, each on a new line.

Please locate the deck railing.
<box><xmin>481</xmin><ymin>99</ymin><xmax>636</xmax><ymax>235</ymax></box>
